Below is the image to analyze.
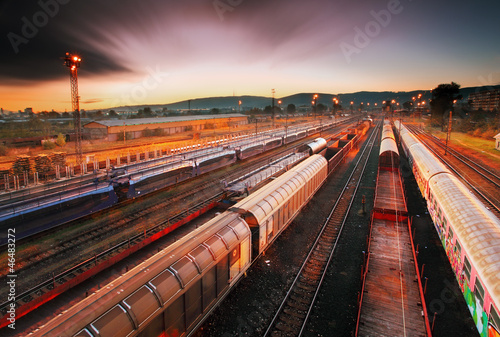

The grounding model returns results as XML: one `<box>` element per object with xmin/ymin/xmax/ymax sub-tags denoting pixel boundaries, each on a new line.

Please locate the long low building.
<box><xmin>83</xmin><ymin>114</ymin><xmax>248</xmax><ymax>141</ymax></box>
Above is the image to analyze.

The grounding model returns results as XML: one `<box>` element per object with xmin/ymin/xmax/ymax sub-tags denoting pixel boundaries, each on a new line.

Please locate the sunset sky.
<box><xmin>1</xmin><ymin>0</ymin><xmax>499</xmax><ymax>112</ymax></box>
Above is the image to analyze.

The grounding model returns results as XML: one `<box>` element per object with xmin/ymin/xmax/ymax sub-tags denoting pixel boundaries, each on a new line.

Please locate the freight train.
<box><xmin>27</xmin><ymin>130</ymin><xmax>361</xmax><ymax>337</ymax></box>
<box><xmin>1</xmin><ymin>124</ymin><xmax>335</xmax><ymax>242</ymax></box>
<box><xmin>395</xmin><ymin>121</ymin><xmax>500</xmax><ymax>337</ymax></box>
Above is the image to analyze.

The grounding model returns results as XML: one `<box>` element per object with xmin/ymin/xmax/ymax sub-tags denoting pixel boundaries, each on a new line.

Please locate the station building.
<box><xmin>83</xmin><ymin>114</ymin><xmax>248</xmax><ymax>141</ymax></box>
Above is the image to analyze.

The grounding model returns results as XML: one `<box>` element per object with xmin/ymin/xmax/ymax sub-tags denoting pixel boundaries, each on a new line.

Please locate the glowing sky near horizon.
<box><xmin>0</xmin><ymin>0</ymin><xmax>499</xmax><ymax>112</ymax></box>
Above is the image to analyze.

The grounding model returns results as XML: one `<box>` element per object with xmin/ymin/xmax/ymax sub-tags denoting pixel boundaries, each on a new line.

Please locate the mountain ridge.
<box><xmin>105</xmin><ymin>85</ymin><xmax>500</xmax><ymax>112</ymax></box>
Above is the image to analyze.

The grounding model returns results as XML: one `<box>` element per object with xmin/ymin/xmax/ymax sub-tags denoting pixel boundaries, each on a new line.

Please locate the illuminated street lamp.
<box><xmin>238</xmin><ymin>100</ymin><xmax>242</xmax><ymax>113</ymax></box>
<box><xmin>312</xmin><ymin>94</ymin><xmax>318</xmax><ymax>117</ymax></box>
<box><xmin>332</xmin><ymin>98</ymin><xmax>339</xmax><ymax>114</ymax></box>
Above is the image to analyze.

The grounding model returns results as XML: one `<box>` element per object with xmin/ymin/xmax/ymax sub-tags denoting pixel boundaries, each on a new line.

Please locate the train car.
<box><xmin>379</xmin><ymin>123</ymin><xmax>399</xmax><ymax>170</ymax></box>
<box><xmin>283</xmin><ymin>133</ymin><xmax>297</xmax><ymax>144</ymax></box>
<box><xmin>231</xmin><ymin>154</ymin><xmax>328</xmax><ymax>257</ymax></box>
<box><xmin>31</xmin><ymin>155</ymin><xmax>330</xmax><ymax>337</ymax></box>
<box><xmin>32</xmin><ymin>211</ymin><xmax>252</xmax><ymax>337</ymax></box>
<box><xmin>236</xmin><ymin>143</ymin><xmax>264</xmax><ymax>160</ymax></box>
<box><xmin>326</xmin><ymin>133</ymin><xmax>359</xmax><ymax>173</ymax></box>
<box><xmin>296</xmin><ymin>130</ymin><xmax>307</xmax><ymax>139</ymax></box>
<box><xmin>263</xmin><ymin>137</ymin><xmax>283</xmax><ymax>152</ymax></box>
<box><xmin>395</xmin><ymin>121</ymin><xmax>450</xmax><ymax>196</ymax></box>
<box><xmin>128</xmin><ymin>163</ymin><xmax>195</xmax><ymax>198</ymax></box>
<box><xmin>381</xmin><ymin>124</ymin><xmax>395</xmax><ymax>142</ymax></box>
<box><xmin>427</xmin><ymin>170</ymin><xmax>500</xmax><ymax>337</ymax></box>
<box><xmin>300</xmin><ymin>138</ymin><xmax>327</xmax><ymax>156</ymax></box>
<box><xmin>397</xmin><ymin>121</ymin><xmax>500</xmax><ymax>337</ymax></box>
<box><xmin>307</xmin><ymin>126</ymin><xmax>320</xmax><ymax>135</ymax></box>
<box><xmin>195</xmin><ymin>150</ymin><xmax>237</xmax><ymax>175</ymax></box>
<box><xmin>394</xmin><ymin>120</ymin><xmax>420</xmax><ymax>159</ymax></box>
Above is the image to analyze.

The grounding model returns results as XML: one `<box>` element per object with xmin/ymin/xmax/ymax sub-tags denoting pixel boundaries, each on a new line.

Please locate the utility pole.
<box><xmin>64</xmin><ymin>53</ymin><xmax>83</xmax><ymax>165</ymax></box>
<box><xmin>271</xmin><ymin>89</ymin><xmax>275</xmax><ymax>128</ymax></box>
<box><xmin>445</xmin><ymin>110</ymin><xmax>452</xmax><ymax>155</ymax></box>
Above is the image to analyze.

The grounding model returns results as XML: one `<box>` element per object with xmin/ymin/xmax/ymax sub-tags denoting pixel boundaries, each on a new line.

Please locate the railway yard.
<box><xmin>0</xmin><ymin>114</ymin><xmax>499</xmax><ymax>337</ymax></box>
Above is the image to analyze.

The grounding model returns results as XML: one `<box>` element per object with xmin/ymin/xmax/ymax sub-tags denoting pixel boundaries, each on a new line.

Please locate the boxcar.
<box><xmin>33</xmin><ymin>211</ymin><xmax>252</xmax><ymax>337</ymax></box>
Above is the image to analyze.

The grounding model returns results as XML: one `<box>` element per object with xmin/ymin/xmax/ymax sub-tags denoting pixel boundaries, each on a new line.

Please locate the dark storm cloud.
<box><xmin>0</xmin><ymin>0</ymin><xmax>138</xmax><ymax>82</ymax></box>
<box><xmin>0</xmin><ymin>0</ymin><xmax>363</xmax><ymax>83</ymax></box>
<box><xmin>2</xmin><ymin>0</ymin><xmax>499</xmax><ymax>85</ymax></box>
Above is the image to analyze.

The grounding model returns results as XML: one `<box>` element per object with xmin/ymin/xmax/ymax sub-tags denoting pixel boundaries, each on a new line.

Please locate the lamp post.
<box><xmin>312</xmin><ymin>94</ymin><xmax>318</xmax><ymax>120</ymax></box>
<box><xmin>271</xmin><ymin>89</ymin><xmax>276</xmax><ymax>128</ymax></box>
<box><xmin>445</xmin><ymin>100</ymin><xmax>457</xmax><ymax>155</ymax></box>
<box><xmin>285</xmin><ymin>102</ymin><xmax>288</xmax><ymax>140</ymax></box>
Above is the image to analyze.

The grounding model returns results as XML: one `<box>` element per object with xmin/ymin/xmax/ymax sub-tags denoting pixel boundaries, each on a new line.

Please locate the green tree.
<box><xmin>316</xmin><ymin>103</ymin><xmax>327</xmax><ymax>114</ymax></box>
<box><xmin>108</xmin><ymin>110</ymin><xmax>118</xmax><ymax>118</ymax></box>
<box><xmin>286</xmin><ymin>104</ymin><xmax>296</xmax><ymax>114</ymax></box>
<box><xmin>43</xmin><ymin>140</ymin><xmax>56</xmax><ymax>150</ymax></box>
<box><xmin>0</xmin><ymin>144</ymin><xmax>8</xmax><ymax>156</ymax></box>
<box><xmin>430</xmin><ymin>82</ymin><xmax>462</xmax><ymax>128</ymax></box>
<box><xmin>94</xmin><ymin>110</ymin><xmax>104</xmax><ymax>119</ymax></box>
<box><xmin>55</xmin><ymin>133</ymin><xmax>66</xmax><ymax>147</ymax></box>
<box><xmin>143</xmin><ymin>107</ymin><xmax>154</xmax><ymax>117</ymax></box>
<box><xmin>403</xmin><ymin>101</ymin><xmax>413</xmax><ymax>111</ymax></box>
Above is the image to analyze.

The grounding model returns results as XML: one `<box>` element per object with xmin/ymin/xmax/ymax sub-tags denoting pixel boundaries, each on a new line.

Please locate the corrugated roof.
<box><xmin>84</xmin><ymin>114</ymin><xmax>247</xmax><ymax>128</ymax></box>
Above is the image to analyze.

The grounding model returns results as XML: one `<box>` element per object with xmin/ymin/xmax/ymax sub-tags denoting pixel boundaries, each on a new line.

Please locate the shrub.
<box><xmin>153</xmin><ymin>128</ymin><xmax>164</xmax><ymax>137</ymax></box>
<box><xmin>0</xmin><ymin>144</ymin><xmax>8</xmax><ymax>156</ymax></box>
<box><xmin>43</xmin><ymin>141</ymin><xmax>56</xmax><ymax>150</ymax></box>
<box><xmin>55</xmin><ymin>133</ymin><xmax>66</xmax><ymax>147</ymax></box>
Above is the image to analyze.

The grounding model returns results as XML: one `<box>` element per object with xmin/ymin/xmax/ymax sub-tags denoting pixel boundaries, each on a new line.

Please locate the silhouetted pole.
<box><xmin>445</xmin><ymin>111</ymin><xmax>452</xmax><ymax>155</ymax></box>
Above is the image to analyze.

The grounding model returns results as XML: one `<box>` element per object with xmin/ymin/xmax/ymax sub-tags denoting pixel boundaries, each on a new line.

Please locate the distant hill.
<box><xmin>104</xmin><ymin>84</ymin><xmax>500</xmax><ymax>112</ymax></box>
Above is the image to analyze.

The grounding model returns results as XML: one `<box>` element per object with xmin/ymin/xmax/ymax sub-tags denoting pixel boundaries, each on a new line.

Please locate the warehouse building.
<box><xmin>83</xmin><ymin>114</ymin><xmax>248</xmax><ymax>141</ymax></box>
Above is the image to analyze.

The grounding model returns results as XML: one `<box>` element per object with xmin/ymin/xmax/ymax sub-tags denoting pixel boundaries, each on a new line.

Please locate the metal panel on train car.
<box><xmin>189</xmin><ymin>245</ymin><xmax>215</xmax><ymax>272</ymax></box>
<box><xmin>197</xmin><ymin>152</ymin><xmax>236</xmax><ymax>175</ymax></box>
<box><xmin>170</xmin><ymin>257</ymin><xmax>199</xmax><ymax>288</ymax></box>
<box><xmin>217</xmin><ymin>226</ymin><xmax>238</xmax><ymax>248</ymax></box>
<box><xmin>122</xmin><ymin>286</ymin><xmax>161</xmax><ymax>326</ymax></box>
<box><xmin>90</xmin><ymin>305</ymin><xmax>135</xmax><ymax>337</ymax></box>
<box><xmin>238</xmin><ymin>144</ymin><xmax>264</xmax><ymax>160</ymax></box>
<box><xmin>204</xmin><ymin>235</ymin><xmax>227</xmax><ymax>259</ymax></box>
<box><xmin>74</xmin><ymin>329</ymin><xmax>94</xmax><ymax>337</ymax></box>
<box><xmin>149</xmin><ymin>269</ymin><xmax>182</xmax><ymax>305</ymax></box>
<box><xmin>265</xmin><ymin>138</ymin><xmax>282</xmax><ymax>150</ymax></box>
<box><xmin>227</xmin><ymin>218</ymin><xmax>251</xmax><ymax>239</ymax></box>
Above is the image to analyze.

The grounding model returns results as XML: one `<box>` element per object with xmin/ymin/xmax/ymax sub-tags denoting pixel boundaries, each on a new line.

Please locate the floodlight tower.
<box><xmin>64</xmin><ymin>53</ymin><xmax>83</xmax><ymax>165</ymax></box>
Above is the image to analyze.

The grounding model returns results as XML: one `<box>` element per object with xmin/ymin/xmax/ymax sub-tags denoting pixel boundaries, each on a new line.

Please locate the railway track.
<box><xmin>0</xmin><ymin>127</ymin><xmax>347</xmax><ymax>322</ymax></box>
<box><xmin>263</xmin><ymin>121</ymin><xmax>379</xmax><ymax>337</ymax></box>
<box><xmin>406</xmin><ymin>125</ymin><xmax>500</xmax><ymax>216</ymax></box>
<box><xmin>0</xmin><ymin>147</ymin><xmax>287</xmax><ymax>286</ymax></box>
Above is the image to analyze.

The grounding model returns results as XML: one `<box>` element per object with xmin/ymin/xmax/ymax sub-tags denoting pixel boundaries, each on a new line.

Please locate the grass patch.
<box><xmin>426</xmin><ymin>126</ymin><xmax>500</xmax><ymax>169</ymax></box>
